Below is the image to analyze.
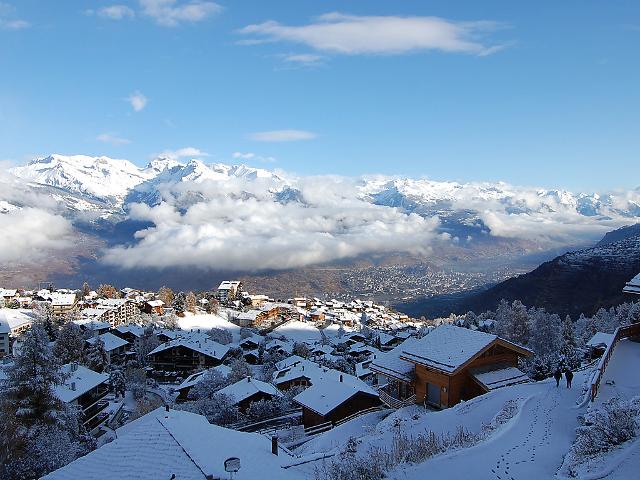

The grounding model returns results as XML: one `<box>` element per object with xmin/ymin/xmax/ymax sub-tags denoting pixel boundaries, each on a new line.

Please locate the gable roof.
<box><xmin>217</xmin><ymin>377</ymin><xmax>283</xmax><ymax>405</ymax></box>
<box><xmin>148</xmin><ymin>335</ymin><xmax>230</xmax><ymax>361</ymax></box>
<box><xmin>400</xmin><ymin>325</ymin><xmax>532</xmax><ymax>374</ymax></box>
<box><xmin>0</xmin><ymin>309</ymin><xmax>33</xmax><ymax>334</ymax></box>
<box><xmin>53</xmin><ymin>364</ymin><xmax>108</xmax><ymax>403</ymax></box>
<box><xmin>42</xmin><ymin>408</ymin><xmax>298</xmax><ymax>480</ymax></box>
<box><xmin>623</xmin><ymin>272</ymin><xmax>640</xmax><ymax>295</ymax></box>
<box><xmin>86</xmin><ymin>332</ymin><xmax>129</xmax><ymax>352</ymax></box>
<box><xmin>370</xmin><ymin>337</ymin><xmax>420</xmax><ymax>383</ymax></box>
<box><xmin>176</xmin><ymin>365</ymin><xmax>232</xmax><ymax>392</ymax></box>
<box><xmin>470</xmin><ymin>365</ymin><xmax>530</xmax><ymax>391</ymax></box>
<box><xmin>586</xmin><ymin>332</ymin><xmax>615</xmax><ymax>349</ymax></box>
<box><xmin>293</xmin><ymin>377</ymin><xmax>378</xmax><ymax>417</ymax></box>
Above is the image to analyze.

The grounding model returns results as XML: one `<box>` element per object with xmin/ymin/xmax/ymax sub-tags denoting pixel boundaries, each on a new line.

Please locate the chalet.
<box><xmin>42</xmin><ymin>408</ymin><xmax>299</xmax><ymax>480</ymax></box>
<box><xmin>112</xmin><ymin>324</ymin><xmax>145</xmax><ymax>345</ymax></box>
<box><xmin>86</xmin><ymin>332</ymin><xmax>129</xmax><ymax>365</ymax></box>
<box><xmin>370</xmin><ymin>337</ymin><xmax>420</xmax><ymax>408</ymax></box>
<box><xmin>142</xmin><ymin>299</ymin><xmax>165</xmax><ymax>315</ymax></box>
<box><xmin>236</xmin><ymin>309</ymin><xmax>262</xmax><ymax>327</ymax></box>
<box><xmin>0</xmin><ymin>309</ymin><xmax>33</xmax><ymax>357</ymax></box>
<box><xmin>0</xmin><ymin>288</ymin><xmax>19</xmax><ymax>303</ymax></box>
<box><xmin>248</xmin><ymin>294</ymin><xmax>270</xmax><ymax>307</ymax></box>
<box><xmin>243</xmin><ymin>349</ymin><xmax>260</xmax><ymax>364</ymax></box>
<box><xmin>47</xmin><ymin>292</ymin><xmax>78</xmax><ymax>316</ymax></box>
<box><xmin>293</xmin><ymin>376</ymin><xmax>380</xmax><ymax>428</ymax></box>
<box><xmin>53</xmin><ymin>363</ymin><xmax>110</xmax><ymax>432</ymax></box>
<box><xmin>239</xmin><ymin>336</ymin><xmax>261</xmax><ymax>351</ymax></box>
<box><xmin>373</xmin><ymin>325</ymin><xmax>533</xmax><ymax>409</ymax></box>
<box><xmin>216</xmin><ymin>377</ymin><xmax>283</xmax><ymax>411</ymax></box>
<box><xmin>174</xmin><ymin>364</ymin><xmax>231</xmax><ymax>401</ymax></box>
<box><xmin>147</xmin><ymin>335</ymin><xmax>230</xmax><ymax>372</ymax></box>
<box><xmin>623</xmin><ymin>272</ymin><xmax>640</xmax><ymax>295</ymax></box>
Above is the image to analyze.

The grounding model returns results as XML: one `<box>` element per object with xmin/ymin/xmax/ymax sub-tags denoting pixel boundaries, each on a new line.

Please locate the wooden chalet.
<box><xmin>216</xmin><ymin>377</ymin><xmax>283</xmax><ymax>412</ymax></box>
<box><xmin>293</xmin><ymin>376</ymin><xmax>380</xmax><ymax>428</ymax></box>
<box><xmin>147</xmin><ymin>335</ymin><xmax>230</xmax><ymax>373</ymax></box>
<box><xmin>372</xmin><ymin>325</ymin><xmax>533</xmax><ymax>409</ymax></box>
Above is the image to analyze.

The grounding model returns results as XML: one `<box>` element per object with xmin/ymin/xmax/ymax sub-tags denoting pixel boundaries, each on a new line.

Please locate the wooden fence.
<box><xmin>590</xmin><ymin>322</ymin><xmax>640</xmax><ymax>402</ymax></box>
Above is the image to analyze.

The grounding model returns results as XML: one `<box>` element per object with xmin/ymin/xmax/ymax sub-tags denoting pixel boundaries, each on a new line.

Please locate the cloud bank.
<box><xmin>102</xmin><ymin>175</ymin><xmax>441</xmax><ymax>271</ymax></box>
<box><xmin>239</xmin><ymin>13</ymin><xmax>505</xmax><ymax>56</ymax></box>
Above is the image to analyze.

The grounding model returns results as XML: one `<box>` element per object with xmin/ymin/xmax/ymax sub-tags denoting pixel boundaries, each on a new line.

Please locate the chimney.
<box><xmin>340</xmin><ymin>374</ymin><xmax>343</xmax><ymax>383</ymax></box>
<box><xmin>271</xmin><ymin>436</ymin><xmax>278</xmax><ymax>456</ymax></box>
<box><xmin>165</xmin><ymin>404</ymin><xmax>170</xmax><ymax>413</ymax></box>
<box><xmin>71</xmin><ymin>382</ymin><xmax>76</xmax><ymax>391</ymax></box>
<box><xmin>247</xmin><ymin>376</ymin><xmax>251</xmax><ymax>382</ymax></box>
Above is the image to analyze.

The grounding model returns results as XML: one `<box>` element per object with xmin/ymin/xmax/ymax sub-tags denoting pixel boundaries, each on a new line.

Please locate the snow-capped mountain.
<box><xmin>11</xmin><ymin>154</ymin><xmax>153</xmax><ymax>203</ymax></box>
<box><xmin>7</xmin><ymin>153</ymin><xmax>640</xmax><ymax>239</ymax></box>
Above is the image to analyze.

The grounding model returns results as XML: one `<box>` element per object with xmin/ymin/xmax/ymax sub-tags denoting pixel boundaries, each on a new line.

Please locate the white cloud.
<box><xmin>248</xmin><ymin>130</ymin><xmax>317</xmax><ymax>142</ymax></box>
<box><xmin>0</xmin><ymin>2</ymin><xmax>29</xmax><ymax>29</ymax></box>
<box><xmin>0</xmin><ymin>208</ymin><xmax>73</xmax><ymax>263</ymax></box>
<box><xmin>157</xmin><ymin>146</ymin><xmax>208</xmax><ymax>160</ymax></box>
<box><xmin>0</xmin><ymin>170</ymin><xmax>74</xmax><ymax>263</ymax></box>
<box><xmin>102</xmin><ymin>175</ymin><xmax>441</xmax><ymax>271</ymax></box>
<box><xmin>238</xmin><ymin>13</ymin><xmax>505</xmax><ymax>56</ymax></box>
<box><xmin>281</xmin><ymin>53</ymin><xmax>325</xmax><ymax>66</ymax></box>
<box><xmin>98</xmin><ymin>5</ymin><xmax>136</xmax><ymax>20</ymax></box>
<box><xmin>139</xmin><ymin>0</ymin><xmax>222</xmax><ymax>27</ymax></box>
<box><xmin>97</xmin><ymin>133</ymin><xmax>132</xmax><ymax>145</ymax></box>
<box><xmin>232</xmin><ymin>152</ymin><xmax>276</xmax><ymax>163</ymax></box>
<box><xmin>127</xmin><ymin>91</ymin><xmax>148</xmax><ymax>112</ymax></box>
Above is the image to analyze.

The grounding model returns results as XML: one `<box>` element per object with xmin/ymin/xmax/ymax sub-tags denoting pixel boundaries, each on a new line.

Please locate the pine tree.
<box><xmin>54</xmin><ymin>322</ymin><xmax>86</xmax><ymax>365</ymax></box>
<box><xmin>85</xmin><ymin>338</ymin><xmax>109</xmax><ymax>373</ymax></box>
<box><xmin>173</xmin><ymin>291</ymin><xmax>186</xmax><ymax>313</ymax></box>
<box><xmin>560</xmin><ymin>315</ymin><xmax>581</xmax><ymax>370</ymax></box>
<box><xmin>0</xmin><ymin>323</ymin><xmax>94</xmax><ymax>479</ymax></box>
<box><xmin>109</xmin><ymin>369</ymin><xmax>127</xmax><ymax>399</ymax></box>
<box><xmin>135</xmin><ymin>326</ymin><xmax>160</xmax><ymax>366</ymax></box>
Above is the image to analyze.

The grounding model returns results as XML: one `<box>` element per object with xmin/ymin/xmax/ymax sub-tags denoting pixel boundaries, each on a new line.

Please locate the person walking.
<box><xmin>565</xmin><ymin>369</ymin><xmax>574</xmax><ymax>388</ymax></box>
<box><xmin>554</xmin><ymin>368</ymin><xmax>562</xmax><ymax>387</ymax></box>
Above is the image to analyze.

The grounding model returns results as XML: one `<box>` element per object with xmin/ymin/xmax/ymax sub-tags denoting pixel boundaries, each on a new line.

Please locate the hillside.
<box><xmin>401</xmin><ymin>226</ymin><xmax>640</xmax><ymax>318</ymax></box>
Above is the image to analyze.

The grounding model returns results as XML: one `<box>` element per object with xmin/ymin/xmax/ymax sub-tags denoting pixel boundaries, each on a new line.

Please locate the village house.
<box><xmin>147</xmin><ymin>335</ymin><xmax>230</xmax><ymax>373</ymax></box>
<box><xmin>72</xmin><ymin>319</ymin><xmax>110</xmax><ymax>335</ymax></box>
<box><xmin>46</xmin><ymin>292</ymin><xmax>78</xmax><ymax>316</ymax></box>
<box><xmin>0</xmin><ymin>309</ymin><xmax>33</xmax><ymax>357</ymax></box>
<box><xmin>42</xmin><ymin>408</ymin><xmax>300</xmax><ymax>480</ymax></box>
<box><xmin>141</xmin><ymin>299</ymin><xmax>164</xmax><ymax>315</ymax></box>
<box><xmin>0</xmin><ymin>288</ymin><xmax>19</xmax><ymax>304</ymax></box>
<box><xmin>112</xmin><ymin>323</ymin><xmax>145</xmax><ymax>346</ymax></box>
<box><xmin>216</xmin><ymin>376</ymin><xmax>283</xmax><ymax>412</ymax></box>
<box><xmin>293</xmin><ymin>375</ymin><xmax>380</xmax><ymax>429</ymax></box>
<box><xmin>53</xmin><ymin>363</ymin><xmax>110</xmax><ymax>432</ymax></box>
<box><xmin>86</xmin><ymin>332</ymin><xmax>129</xmax><ymax>365</ymax></box>
<box><xmin>372</xmin><ymin>325</ymin><xmax>533</xmax><ymax>409</ymax></box>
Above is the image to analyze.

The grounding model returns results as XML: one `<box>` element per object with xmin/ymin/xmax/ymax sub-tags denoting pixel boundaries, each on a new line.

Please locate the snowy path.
<box><xmin>392</xmin><ymin>380</ymin><xmax>584</xmax><ymax>480</ymax></box>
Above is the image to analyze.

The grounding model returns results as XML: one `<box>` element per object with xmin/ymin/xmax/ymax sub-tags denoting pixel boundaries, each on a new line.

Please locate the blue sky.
<box><xmin>0</xmin><ymin>0</ymin><xmax>638</xmax><ymax>190</ymax></box>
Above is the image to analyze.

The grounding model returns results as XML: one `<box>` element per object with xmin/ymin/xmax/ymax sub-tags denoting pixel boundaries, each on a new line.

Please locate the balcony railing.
<box><xmin>83</xmin><ymin>400</ymin><xmax>109</xmax><ymax>422</ymax></box>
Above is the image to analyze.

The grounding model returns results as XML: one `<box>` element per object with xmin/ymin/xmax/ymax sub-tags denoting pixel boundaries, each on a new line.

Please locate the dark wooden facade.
<box><xmin>149</xmin><ymin>345</ymin><xmax>224</xmax><ymax>372</ymax></box>
<box><xmin>299</xmin><ymin>391</ymin><xmax>381</xmax><ymax>428</ymax></box>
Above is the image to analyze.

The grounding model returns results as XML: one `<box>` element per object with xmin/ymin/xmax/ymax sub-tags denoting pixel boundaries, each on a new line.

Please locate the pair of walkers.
<box><xmin>554</xmin><ymin>368</ymin><xmax>573</xmax><ymax>388</ymax></box>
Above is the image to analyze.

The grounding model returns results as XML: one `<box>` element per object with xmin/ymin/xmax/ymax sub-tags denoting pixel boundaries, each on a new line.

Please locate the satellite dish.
<box><xmin>224</xmin><ymin>457</ymin><xmax>241</xmax><ymax>473</ymax></box>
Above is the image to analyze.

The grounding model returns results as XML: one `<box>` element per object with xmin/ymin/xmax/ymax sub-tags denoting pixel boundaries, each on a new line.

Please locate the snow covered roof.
<box><xmin>53</xmin><ymin>364</ymin><xmax>109</xmax><ymax>403</ymax></box>
<box><xmin>470</xmin><ymin>365</ymin><xmax>530</xmax><ymax>391</ymax></box>
<box><xmin>218</xmin><ymin>280</ymin><xmax>241</xmax><ymax>290</ymax></box>
<box><xmin>370</xmin><ymin>337</ymin><xmax>420</xmax><ymax>383</ymax></box>
<box><xmin>42</xmin><ymin>408</ymin><xmax>298</xmax><ymax>480</ymax></box>
<box><xmin>217</xmin><ymin>377</ymin><xmax>283</xmax><ymax>405</ymax></box>
<box><xmin>86</xmin><ymin>332</ymin><xmax>129</xmax><ymax>352</ymax></box>
<box><xmin>177</xmin><ymin>365</ymin><xmax>232</xmax><ymax>391</ymax></box>
<box><xmin>148</xmin><ymin>335</ymin><xmax>230</xmax><ymax>360</ymax></box>
<box><xmin>114</xmin><ymin>324</ymin><xmax>145</xmax><ymax>337</ymax></box>
<box><xmin>98</xmin><ymin>298</ymin><xmax>129</xmax><ymax>307</ymax></box>
<box><xmin>401</xmin><ymin>325</ymin><xmax>531</xmax><ymax>374</ymax></box>
<box><xmin>145</xmin><ymin>299</ymin><xmax>164</xmax><ymax>307</ymax></box>
<box><xmin>73</xmin><ymin>319</ymin><xmax>110</xmax><ymax>331</ymax></box>
<box><xmin>272</xmin><ymin>358</ymin><xmax>370</xmax><ymax>391</ymax></box>
<box><xmin>0</xmin><ymin>308</ymin><xmax>33</xmax><ymax>334</ymax></box>
<box><xmin>586</xmin><ymin>332</ymin><xmax>615</xmax><ymax>349</ymax></box>
<box><xmin>0</xmin><ymin>288</ymin><xmax>18</xmax><ymax>297</ymax></box>
<box><xmin>293</xmin><ymin>377</ymin><xmax>378</xmax><ymax>417</ymax></box>
<box><xmin>623</xmin><ymin>272</ymin><xmax>640</xmax><ymax>295</ymax></box>
<box><xmin>48</xmin><ymin>293</ymin><xmax>77</xmax><ymax>306</ymax></box>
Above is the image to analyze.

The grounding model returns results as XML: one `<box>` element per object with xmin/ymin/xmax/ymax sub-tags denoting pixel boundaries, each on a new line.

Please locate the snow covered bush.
<box><xmin>573</xmin><ymin>396</ymin><xmax>640</xmax><ymax>456</ymax></box>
